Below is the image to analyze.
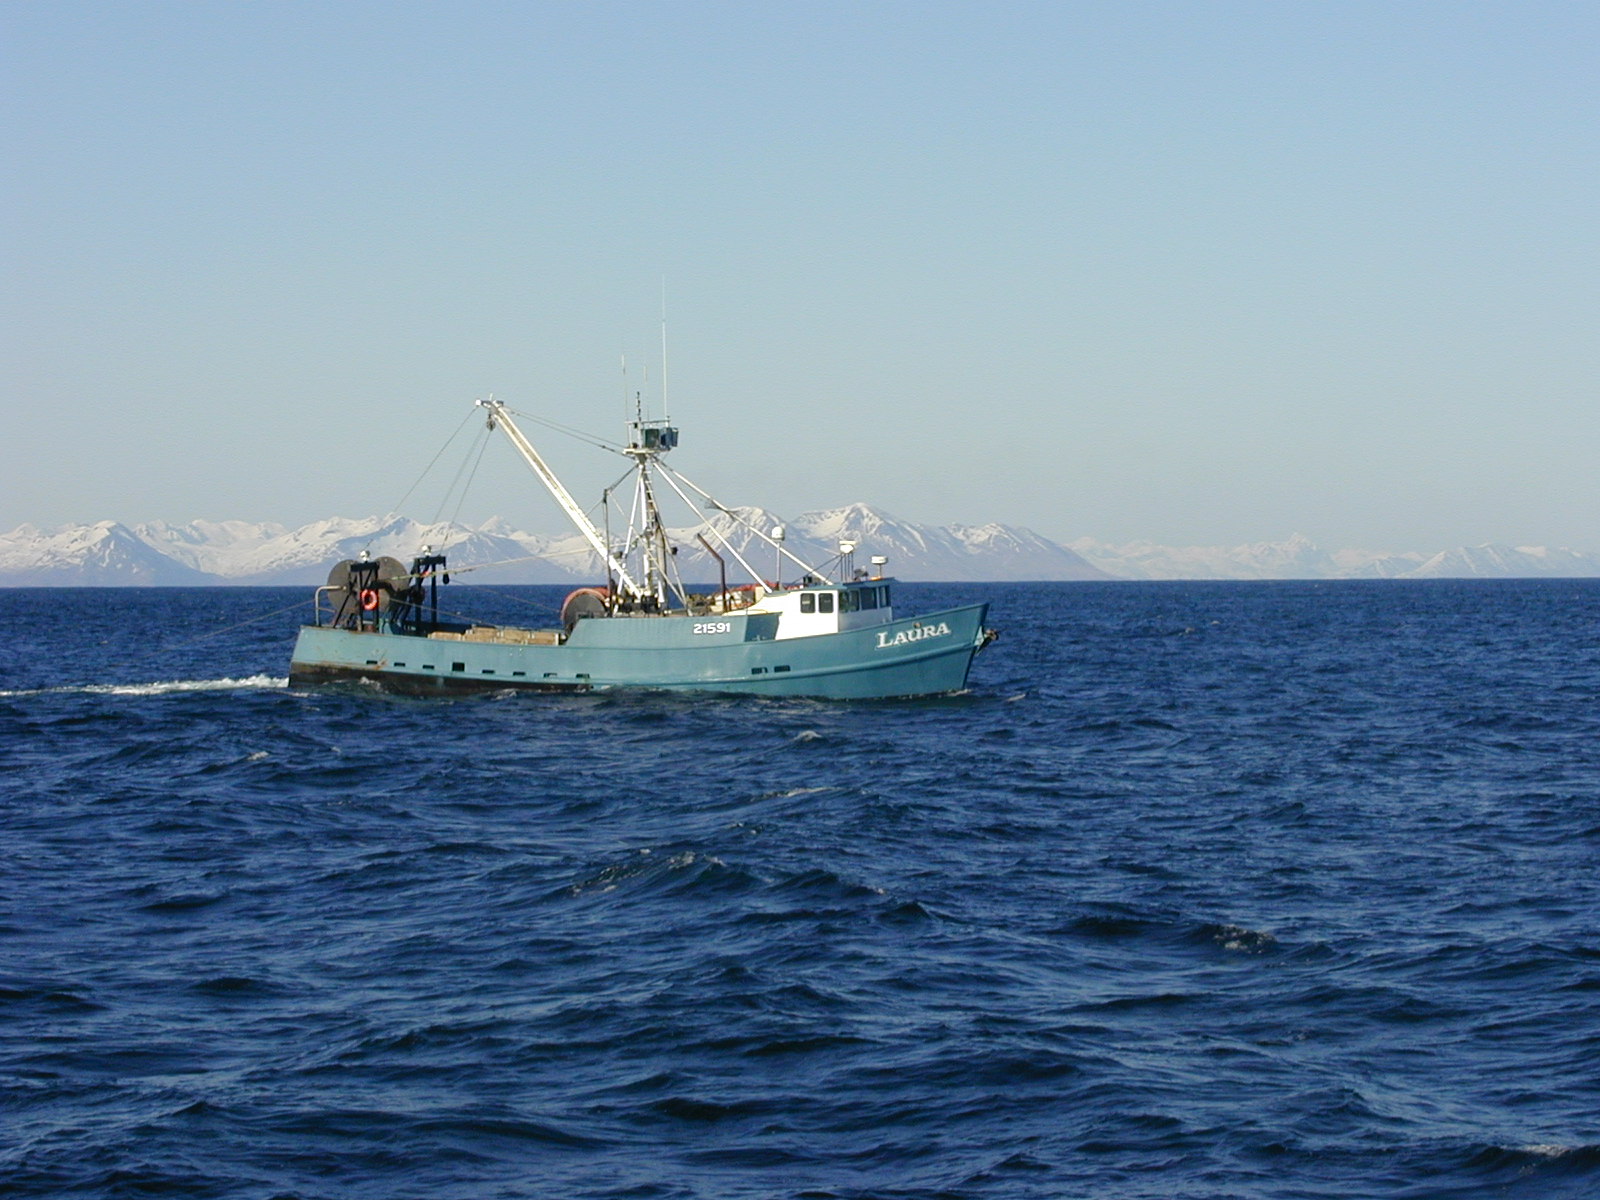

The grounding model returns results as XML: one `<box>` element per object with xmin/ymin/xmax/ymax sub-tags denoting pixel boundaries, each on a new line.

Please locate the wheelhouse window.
<box><xmin>800</xmin><ymin>593</ymin><xmax>815</xmax><ymax>614</ymax></box>
<box><xmin>818</xmin><ymin>592</ymin><xmax>835</xmax><ymax>614</ymax></box>
<box><xmin>861</xmin><ymin>588</ymin><xmax>878</xmax><ymax>610</ymax></box>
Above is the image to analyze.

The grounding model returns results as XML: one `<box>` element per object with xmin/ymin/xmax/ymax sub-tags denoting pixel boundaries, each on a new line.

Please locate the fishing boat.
<box><xmin>288</xmin><ymin>399</ymin><xmax>995</xmax><ymax>698</ymax></box>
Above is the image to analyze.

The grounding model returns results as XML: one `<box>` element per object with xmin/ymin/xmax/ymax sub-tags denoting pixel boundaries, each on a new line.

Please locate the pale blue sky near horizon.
<box><xmin>4</xmin><ymin>1</ymin><xmax>1597</xmax><ymax>552</ymax></box>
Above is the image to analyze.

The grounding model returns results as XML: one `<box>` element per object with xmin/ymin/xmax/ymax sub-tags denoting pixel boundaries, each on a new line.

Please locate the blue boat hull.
<box><xmin>288</xmin><ymin>602</ymin><xmax>991</xmax><ymax>700</ymax></box>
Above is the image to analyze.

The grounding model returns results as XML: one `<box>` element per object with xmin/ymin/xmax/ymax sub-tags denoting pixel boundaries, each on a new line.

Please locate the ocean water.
<box><xmin>4</xmin><ymin>580</ymin><xmax>1600</xmax><ymax>1199</ymax></box>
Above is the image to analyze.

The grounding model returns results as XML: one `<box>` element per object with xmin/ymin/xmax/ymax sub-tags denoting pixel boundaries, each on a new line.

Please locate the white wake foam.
<box><xmin>0</xmin><ymin>674</ymin><xmax>288</xmax><ymax>698</ymax></box>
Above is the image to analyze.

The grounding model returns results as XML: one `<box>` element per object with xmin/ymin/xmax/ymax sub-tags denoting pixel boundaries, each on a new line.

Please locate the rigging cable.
<box><xmin>496</xmin><ymin>404</ymin><xmax>625</xmax><ymax>456</ymax></box>
<box><xmin>102</xmin><ymin>598</ymin><xmax>313</xmax><ymax>673</ymax></box>
<box><xmin>429</xmin><ymin>420</ymin><xmax>490</xmax><ymax>531</ymax></box>
<box><xmin>362</xmin><ymin>406</ymin><xmax>481</xmax><ymax>558</ymax></box>
<box><xmin>437</xmin><ymin>426</ymin><xmax>492</xmax><ymax>554</ymax></box>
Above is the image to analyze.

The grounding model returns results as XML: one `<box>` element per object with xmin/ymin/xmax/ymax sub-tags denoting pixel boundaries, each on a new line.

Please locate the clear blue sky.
<box><xmin>5</xmin><ymin>1</ymin><xmax>1597</xmax><ymax>551</ymax></box>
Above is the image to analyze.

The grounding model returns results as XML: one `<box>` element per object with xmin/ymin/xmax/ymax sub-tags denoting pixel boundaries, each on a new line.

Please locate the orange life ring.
<box><xmin>359</xmin><ymin>588</ymin><xmax>380</xmax><ymax>611</ymax></box>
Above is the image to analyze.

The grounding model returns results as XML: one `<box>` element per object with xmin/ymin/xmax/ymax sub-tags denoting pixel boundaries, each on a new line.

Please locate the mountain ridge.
<box><xmin>4</xmin><ymin>513</ymin><xmax>1599</xmax><ymax>585</ymax></box>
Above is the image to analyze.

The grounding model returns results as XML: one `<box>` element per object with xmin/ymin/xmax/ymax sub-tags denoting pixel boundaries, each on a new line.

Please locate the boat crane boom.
<box><xmin>477</xmin><ymin>398</ymin><xmax>643</xmax><ymax>596</ymax></box>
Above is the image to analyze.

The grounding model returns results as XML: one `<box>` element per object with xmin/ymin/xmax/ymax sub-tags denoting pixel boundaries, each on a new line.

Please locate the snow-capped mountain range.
<box><xmin>3</xmin><ymin>510</ymin><xmax>1599</xmax><ymax>585</ymax></box>
<box><xmin>1065</xmin><ymin>533</ymin><xmax>1600</xmax><ymax>581</ymax></box>
<box><xmin>0</xmin><ymin>505</ymin><xmax>1112</xmax><ymax>586</ymax></box>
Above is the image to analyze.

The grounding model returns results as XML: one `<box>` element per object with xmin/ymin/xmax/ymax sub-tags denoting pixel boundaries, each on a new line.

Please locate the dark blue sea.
<box><xmin>5</xmin><ymin>580</ymin><xmax>1600</xmax><ymax>1199</ymax></box>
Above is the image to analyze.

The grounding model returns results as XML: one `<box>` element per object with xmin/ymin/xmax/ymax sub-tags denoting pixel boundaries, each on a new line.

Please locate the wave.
<box><xmin>9</xmin><ymin>581</ymin><xmax>1600</xmax><ymax>1200</ymax></box>
<box><xmin>0</xmin><ymin>674</ymin><xmax>287</xmax><ymax>698</ymax></box>
<box><xmin>566</xmin><ymin>850</ymin><xmax>760</xmax><ymax>901</ymax></box>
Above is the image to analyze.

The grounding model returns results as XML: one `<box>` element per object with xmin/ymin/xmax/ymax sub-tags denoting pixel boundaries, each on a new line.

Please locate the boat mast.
<box><xmin>623</xmin><ymin>388</ymin><xmax>682</xmax><ymax>608</ymax></box>
<box><xmin>477</xmin><ymin>398</ymin><xmax>643</xmax><ymax>596</ymax></box>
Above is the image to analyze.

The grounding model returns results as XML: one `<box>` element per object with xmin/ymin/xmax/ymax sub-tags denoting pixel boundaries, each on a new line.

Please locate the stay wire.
<box><xmin>361</xmin><ymin>404</ymin><xmax>480</xmax><ymax>563</ymax></box>
<box><xmin>497</xmin><ymin>404</ymin><xmax>625</xmax><ymax>456</ymax></box>
<box><xmin>368</xmin><ymin>407</ymin><xmax>480</xmax><ymax>553</ymax></box>
<box><xmin>429</xmin><ymin>421</ymin><xmax>491</xmax><ymax>531</ymax></box>
<box><xmin>105</xmin><ymin>597</ymin><xmax>313</xmax><ymax>671</ymax></box>
<box><xmin>414</xmin><ymin>585</ymin><xmax>563</xmax><ymax>625</ymax></box>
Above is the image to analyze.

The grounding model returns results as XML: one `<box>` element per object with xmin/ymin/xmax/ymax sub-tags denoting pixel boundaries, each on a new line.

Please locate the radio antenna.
<box><xmin>660</xmin><ymin>277</ymin><xmax>669</xmax><ymax>421</ymax></box>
